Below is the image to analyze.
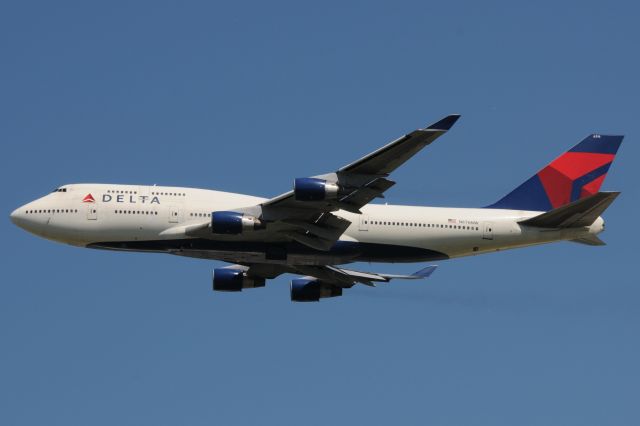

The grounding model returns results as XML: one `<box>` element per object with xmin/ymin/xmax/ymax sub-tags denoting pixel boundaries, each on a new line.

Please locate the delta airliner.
<box><xmin>10</xmin><ymin>115</ymin><xmax>623</xmax><ymax>301</ymax></box>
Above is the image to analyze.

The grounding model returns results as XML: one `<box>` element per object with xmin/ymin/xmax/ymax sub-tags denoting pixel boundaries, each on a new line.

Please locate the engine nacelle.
<box><xmin>211</xmin><ymin>211</ymin><xmax>262</xmax><ymax>234</ymax></box>
<box><xmin>290</xmin><ymin>278</ymin><xmax>343</xmax><ymax>302</ymax></box>
<box><xmin>293</xmin><ymin>178</ymin><xmax>339</xmax><ymax>201</ymax></box>
<box><xmin>213</xmin><ymin>268</ymin><xmax>266</xmax><ymax>292</ymax></box>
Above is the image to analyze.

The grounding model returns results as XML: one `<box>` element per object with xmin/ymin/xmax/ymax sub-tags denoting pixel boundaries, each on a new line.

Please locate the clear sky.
<box><xmin>1</xmin><ymin>1</ymin><xmax>639</xmax><ymax>425</ymax></box>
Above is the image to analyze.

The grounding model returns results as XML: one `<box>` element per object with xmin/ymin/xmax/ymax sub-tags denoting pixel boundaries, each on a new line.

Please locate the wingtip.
<box><xmin>426</xmin><ymin>114</ymin><xmax>461</xmax><ymax>131</ymax></box>
<box><xmin>412</xmin><ymin>265</ymin><xmax>438</xmax><ymax>278</ymax></box>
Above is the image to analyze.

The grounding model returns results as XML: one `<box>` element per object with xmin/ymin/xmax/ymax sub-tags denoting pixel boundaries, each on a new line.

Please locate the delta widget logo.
<box><xmin>82</xmin><ymin>194</ymin><xmax>96</xmax><ymax>203</ymax></box>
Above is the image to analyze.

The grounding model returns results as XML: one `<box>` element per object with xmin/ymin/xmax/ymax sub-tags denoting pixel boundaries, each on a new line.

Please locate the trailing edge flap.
<box><xmin>519</xmin><ymin>191</ymin><xmax>620</xmax><ymax>229</ymax></box>
<box><xmin>569</xmin><ymin>235</ymin><xmax>607</xmax><ymax>246</ymax></box>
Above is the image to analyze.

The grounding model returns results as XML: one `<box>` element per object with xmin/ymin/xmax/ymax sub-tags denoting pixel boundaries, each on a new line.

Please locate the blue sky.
<box><xmin>1</xmin><ymin>1</ymin><xmax>639</xmax><ymax>425</ymax></box>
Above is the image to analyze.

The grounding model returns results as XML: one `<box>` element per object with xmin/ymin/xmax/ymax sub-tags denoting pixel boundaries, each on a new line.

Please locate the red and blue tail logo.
<box><xmin>488</xmin><ymin>134</ymin><xmax>623</xmax><ymax>211</ymax></box>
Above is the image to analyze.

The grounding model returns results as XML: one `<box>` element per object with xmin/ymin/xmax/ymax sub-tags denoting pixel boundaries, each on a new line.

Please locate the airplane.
<box><xmin>10</xmin><ymin>115</ymin><xmax>624</xmax><ymax>302</ymax></box>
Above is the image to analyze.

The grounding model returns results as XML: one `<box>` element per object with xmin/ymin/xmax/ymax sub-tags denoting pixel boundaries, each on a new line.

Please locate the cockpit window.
<box><xmin>51</xmin><ymin>188</ymin><xmax>68</xmax><ymax>193</ymax></box>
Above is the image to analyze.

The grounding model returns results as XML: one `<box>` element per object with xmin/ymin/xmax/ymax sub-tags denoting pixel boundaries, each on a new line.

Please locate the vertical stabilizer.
<box><xmin>487</xmin><ymin>134</ymin><xmax>623</xmax><ymax>211</ymax></box>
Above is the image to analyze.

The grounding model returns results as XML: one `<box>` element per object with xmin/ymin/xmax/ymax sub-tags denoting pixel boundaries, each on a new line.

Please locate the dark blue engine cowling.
<box><xmin>293</xmin><ymin>178</ymin><xmax>339</xmax><ymax>201</ymax></box>
<box><xmin>290</xmin><ymin>278</ymin><xmax>343</xmax><ymax>302</ymax></box>
<box><xmin>211</xmin><ymin>211</ymin><xmax>260</xmax><ymax>234</ymax></box>
<box><xmin>213</xmin><ymin>268</ymin><xmax>265</xmax><ymax>292</ymax></box>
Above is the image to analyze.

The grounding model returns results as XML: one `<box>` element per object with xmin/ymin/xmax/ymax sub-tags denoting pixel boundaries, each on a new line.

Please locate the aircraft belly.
<box><xmin>87</xmin><ymin>237</ymin><xmax>448</xmax><ymax>265</ymax></box>
<box><xmin>172</xmin><ymin>249</ymin><xmax>353</xmax><ymax>265</ymax></box>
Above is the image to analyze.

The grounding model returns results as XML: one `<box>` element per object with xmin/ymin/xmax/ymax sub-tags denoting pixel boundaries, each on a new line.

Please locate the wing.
<box><xmin>212</xmin><ymin>262</ymin><xmax>438</xmax><ymax>300</ymax></box>
<box><xmin>244</xmin><ymin>114</ymin><xmax>461</xmax><ymax>250</ymax></box>
<box><xmin>177</xmin><ymin>115</ymin><xmax>460</xmax><ymax>250</ymax></box>
<box><xmin>292</xmin><ymin>264</ymin><xmax>438</xmax><ymax>287</ymax></box>
<box><xmin>264</xmin><ymin>114</ymin><xmax>460</xmax><ymax>212</ymax></box>
<box><xmin>288</xmin><ymin>264</ymin><xmax>438</xmax><ymax>301</ymax></box>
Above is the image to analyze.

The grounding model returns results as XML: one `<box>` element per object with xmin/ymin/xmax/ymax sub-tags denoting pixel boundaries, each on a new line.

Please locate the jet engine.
<box><xmin>293</xmin><ymin>178</ymin><xmax>340</xmax><ymax>201</ymax></box>
<box><xmin>290</xmin><ymin>278</ymin><xmax>343</xmax><ymax>302</ymax></box>
<box><xmin>211</xmin><ymin>211</ymin><xmax>262</xmax><ymax>234</ymax></box>
<box><xmin>213</xmin><ymin>268</ymin><xmax>266</xmax><ymax>292</ymax></box>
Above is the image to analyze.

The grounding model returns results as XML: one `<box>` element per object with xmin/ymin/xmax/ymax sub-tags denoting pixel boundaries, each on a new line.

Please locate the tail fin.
<box><xmin>487</xmin><ymin>134</ymin><xmax>623</xmax><ymax>211</ymax></box>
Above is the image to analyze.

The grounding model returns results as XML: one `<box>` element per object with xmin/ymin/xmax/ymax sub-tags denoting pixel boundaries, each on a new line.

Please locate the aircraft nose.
<box><xmin>11</xmin><ymin>202</ymin><xmax>50</xmax><ymax>237</ymax></box>
<box><xmin>10</xmin><ymin>207</ymin><xmax>21</xmax><ymax>225</ymax></box>
<box><xmin>10</xmin><ymin>204</ymin><xmax>33</xmax><ymax>229</ymax></box>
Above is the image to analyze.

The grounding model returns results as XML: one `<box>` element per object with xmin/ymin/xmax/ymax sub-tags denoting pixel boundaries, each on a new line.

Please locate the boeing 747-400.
<box><xmin>10</xmin><ymin>115</ymin><xmax>623</xmax><ymax>301</ymax></box>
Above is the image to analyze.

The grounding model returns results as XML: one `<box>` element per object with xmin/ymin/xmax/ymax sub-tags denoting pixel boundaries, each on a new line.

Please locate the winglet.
<box><xmin>411</xmin><ymin>265</ymin><xmax>438</xmax><ymax>278</ymax></box>
<box><xmin>426</xmin><ymin>114</ymin><xmax>461</xmax><ymax>131</ymax></box>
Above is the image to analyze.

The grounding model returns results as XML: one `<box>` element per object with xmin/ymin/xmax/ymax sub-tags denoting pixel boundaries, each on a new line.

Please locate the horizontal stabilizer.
<box><xmin>519</xmin><ymin>191</ymin><xmax>619</xmax><ymax>228</ymax></box>
<box><xmin>569</xmin><ymin>235</ymin><xmax>607</xmax><ymax>246</ymax></box>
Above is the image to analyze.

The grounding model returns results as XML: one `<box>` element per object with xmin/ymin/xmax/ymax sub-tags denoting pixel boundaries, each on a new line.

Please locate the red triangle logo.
<box><xmin>82</xmin><ymin>193</ymin><xmax>95</xmax><ymax>203</ymax></box>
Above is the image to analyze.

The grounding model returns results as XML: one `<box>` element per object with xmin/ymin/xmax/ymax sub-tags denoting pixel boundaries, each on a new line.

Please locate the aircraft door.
<box><xmin>87</xmin><ymin>205</ymin><xmax>97</xmax><ymax>220</ymax></box>
<box><xmin>169</xmin><ymin>206</ymin><xmax>181</xmax><ymax>223</ymax></box>
<box><xmin>482</xmin><ymin>222</ymin><xmax>493</xmax><ymax>240</ymax></box>
<box><xmin>359</xmin><ymin>215</ymin><xmax>369</xmax><ymax>231</ymax></box>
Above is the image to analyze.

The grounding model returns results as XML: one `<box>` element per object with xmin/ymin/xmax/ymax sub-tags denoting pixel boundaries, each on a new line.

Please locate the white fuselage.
<box><xmin>11</xmin><ymin>183</ymin><xmax>605</xmax><ymax>265</ymax></box>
